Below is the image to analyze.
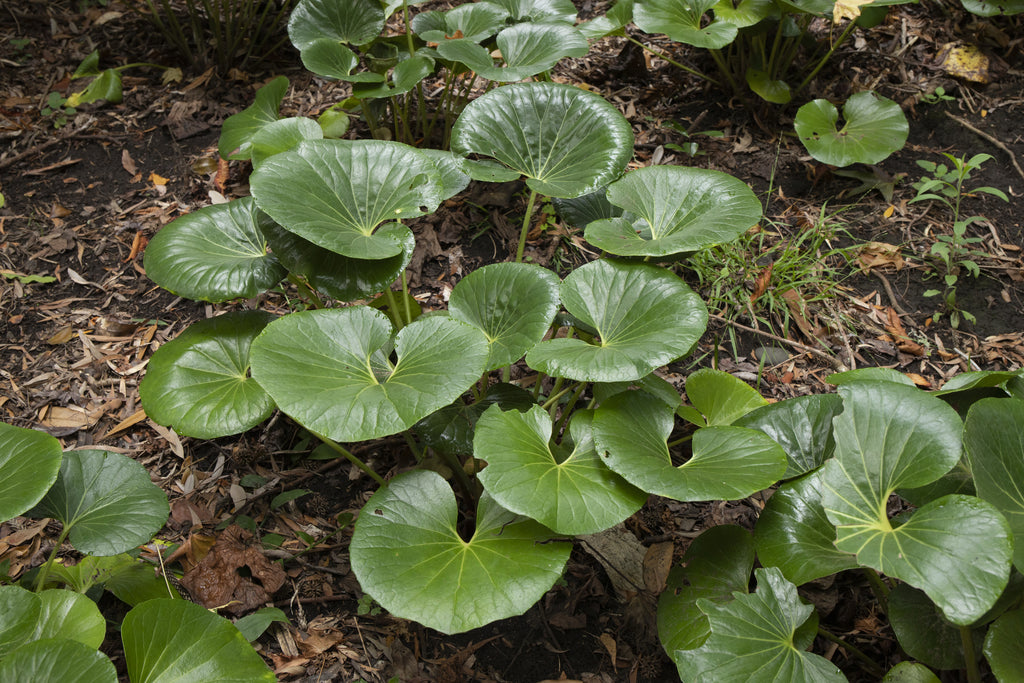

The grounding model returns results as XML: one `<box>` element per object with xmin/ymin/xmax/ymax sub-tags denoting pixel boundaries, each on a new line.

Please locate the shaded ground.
<box><xmin>2</xmin><ymin>1</ymin><xmax>1023</xmax><ymax>681</ymax></box>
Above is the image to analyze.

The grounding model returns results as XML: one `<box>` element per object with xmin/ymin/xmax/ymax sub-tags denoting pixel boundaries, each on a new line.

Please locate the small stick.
<box><xmin>944</xmin><ymin>111</ymin><xmax>1024</xmax><ymax>182</ymax></box>
<box><xmin>710</xmin><ymin>313</ymin><xmax>847</xmax><ymax>371</ymax></box>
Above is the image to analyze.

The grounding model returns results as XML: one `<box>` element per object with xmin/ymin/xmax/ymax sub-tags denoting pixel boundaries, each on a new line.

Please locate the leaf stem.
<box><xmin>287</xmin><ymin>273</ymin><xmax>324</xmax><ymax>309</ymax></box>
<box><xmin>34</xmin><ymin>525</ymin><xmax>72</xmax><ymax>592</ymax></box>
<box><xmin>382</xmin><ymin>287</ymin><xmax>405</xmax><ymax>330</ymax></box>
<box><xmin>627</xmin><ymin>36</ymin><xmax>717</xmax><ymax>85</ymax></box>
<box><xmin>796</xmin><ymin>20</ymin><xmax>857</xmax><ymax>94</ymax></box>
<box><xmin>816</xmin><ymin>627</ymin><xmax>884</xmax><ymax>678</ymax></box>
<box><xmin>862</xmin><ymin>568</ymin><xmax>890</xmax><ymax>612</ymax></box>
<box><xmin>961</xmin><ymin>625</ymin><xmax>981</xmax><ymax>683</ymax></box>
<box><xmin>516</xmin><ymin>189</ymin><xmax>540</xmax><ymax>262</ymax></box>
<box><xmin>309</xmin><ymin>431</ymin><xmax>387</xmax><ymax>488</ymax></box>
<box><xmin>400</xmin><ymin>271</ymin><xmax>414</xmax><ymax>326</ymax></box>
<box><xmin>552</xmin><ymin>382</ymin><xmax>587</xmax><ymax>437</ymax></box>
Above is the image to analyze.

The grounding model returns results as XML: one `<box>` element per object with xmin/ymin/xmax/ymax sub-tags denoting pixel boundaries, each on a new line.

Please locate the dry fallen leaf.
<box><xmin>938</xmin><ymin>43</ymin><xmax>992</xmax><ymax>84</ymax></box>
<box><xmin>180</xmin><ymin>525</ymin><xmax>286</xmax><ymax>615</ymax></box>
<box><xmin>856</xmin><ymin>242</ymin><xmax>904</xmax><ymax>273</ymax></box>
<box><xmin>833</xmin><ymin>0</ymin><xmax>872</xmax><ymax>23</ymax></box>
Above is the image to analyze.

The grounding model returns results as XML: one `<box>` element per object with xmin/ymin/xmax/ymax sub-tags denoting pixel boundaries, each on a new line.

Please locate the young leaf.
<box><xmin>684</xmin><ymin>368</ymin><xmax>767</xmax><ymax>426</ymax></box>
<box><xmin>674</xmin><ymin>568</ymin><xmax>844</xmax><ymax>681</ymax></box>
<box><xmin>795</xmin><ymin>91</ymin><xmax>909</xmax><ymax>167</ymax></box>
<box><xmin>349</xmin><ymin>470</ymin><xmax>571</xmax><ymax>634</ymax></box>
<box><xmin>633</xmin><ymin>0</ymin><xmax>738</xmax><ymax>49</ymax></box>
<box><xmin>48</xmin><ymin>554</ymin><xmax>180</xmax><ymax>606</ymax></box>
<box><xmin>218</xmin><ymin>76</ymin><xmax>288</xmax><ymax>160</ymax></box>
<box><xmin>436</xmin><ymin>23</ymin><xmax>588</xmax><ymax>82</ymax></box>
<box><xmin>299</xmin><ymin>40</ymin><xmax>386</xmax><ymax>82</ymax></box>
<box><xmin>140</xmin><ymin>311</ymin><xmax>276</xmax><ymax>439</ymax></box>
<box><xmin>249</xmin><ymin>308</ymin><xmax>489</xmax><ymax>443</ymax></box>
<box><xmin>0</xmin><ymin>422</ymin><xmax>62</xmax><ymax>522</ymax></box>
<box><xmin>526</xmin><ymin>259</ymin><xmax>708</xmax><ymax>382</ymax></box>
<box><xmin>249</xmin><ymin>117</ymin><xmax>324</xmax><ymax>169</ymax></box>
<box><xmin>592</xmin><ymin>391</ymin><xmax>786</xmax><ymax>501</ymax></box>
<box><xmin>30</xmin><ymin>450</ymin><xmax>169</xmax><ymax>556</ymax></box>
<box><xmin>734</xmin><ymin>393</ymin><xmax>843</xmax><ymax>478</ymax></box>
<box><xmin>28</xmin><ymin>590</ymin><xmax>106</xmax><ymax>648</ymax></box>
<box><xmin>882</xmin><ymin>662</ymin><xmax>942</xmax><ymax>683</ymax></box>
<box><xmin>143</xmin><ymin>198</ymin><xmax>287</xmax><ymax>303</ymax></box>
<box><xmin>412</xmin><ymin>3</ymin><xmax>509</xmax><ymax>43</ymax></box>
<box><xmin>233</xmin><ymin>607</ymin><xmax>289</xmax><ymax>642</ymax></box>
<box><xmin>475</xmin><ymin>407</ymin><xmax>646</xmax><ymax>535</ymax></box>
<box><xmin>584</xmin><ymin>166</ymin><xmax>763</xmax><ymax>257</ymax></box>
<box><xmin>451</xmin><ymin>81</ymin><xmax>633</xmax><ymax>198</ymax></box>
<box><xmin>122</xmin><ymin>599</ymin><xmax>275</xmax><ymax>682</ymax></box>
<box><xmin>486</xmin><ymin>0</ymin><xmax>579</xmax><ymax>24</ymax></box>
<box><xmin>250</xmin><ymin>139</ymin><xmax>442</xmax><ymax>260</ymax></box>
<box><xmin>414</xmin><ymin>383</ymin><xmax>536</xmax><ymax>459</ymax></box>
<box><xmin>0</xmin><ymin>639</ymin><xmax>116</xmax><ymax>683</ymax></box>
<box><xmin>449</xmin><ymin>262</ymin><xmax>560</xmax><ymax>370</ymax></box>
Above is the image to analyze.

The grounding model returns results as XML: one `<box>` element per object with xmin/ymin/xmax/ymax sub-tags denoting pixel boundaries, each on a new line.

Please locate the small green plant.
<box><xmin>920</xmin><ymin>85</ymin><xmax>956</xmax><ymax>105</ymax></box>
<box><xmin>910</xmin><ymin>152</ymin><xmax>1009</xmax><ymax>327</ymax></box>
<box><xmin>40</xmin><ymin>92</ymin><xmax>76</xmax><ymax>128</ymax></box>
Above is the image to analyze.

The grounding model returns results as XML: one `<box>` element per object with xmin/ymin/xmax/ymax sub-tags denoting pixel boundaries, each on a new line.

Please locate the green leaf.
<box><xmin>584</xmin><ymin>166</ymin><xmax>763</xmax><ymax>257</ymax></box>
<box><xmin>270</xmin><ymin>489</ymin><xmax>309</xmax><ymax>510</ymax></box>
<box><xmin>451</xmin><ymin>81</ymin><xmax>633</xmax><ymax>198</ymax></box>
<box><xmin>143</xmin><ymin>198</ymin><xmax>287</xmax><ymax>303</ymax></box>
<box><xmin>485</xmin><ymin>0</ymin><xmax>579</xmax><ymax>23</ymax></box>
<box><xmin>0</xmin><ymin>639</ymin><xmax>116</xmax><ymax>683</ymax></box>
<box><xmin>287</xmin><ymin>0</ymin><xmax>385</xmax><ymax>50</ymax></box>
<box><xmin>960</xmin><ymin>0</ymin><xmax>1024</xmax><ymax>16</ymax></box>
<box><xmin>349</xmin><ymin>470</ymin><xmax>571</xmax><ymax>634</ymax></box>
<box><xmin>352</xmin><ymin>54</ymin><xmax>435</xmax><ymax>98</ymax></box>
<box><xmin>414</xmin><ymin>383</ymin><xmax>536</xmax><ymax>459</ymax></box>
<box><xmin>684</xmin><ymin>368</ymin><xmax>767</xmax><ymax>426</ymax></box>
<box><xmin>964</xmin><ymin>397</ymin><xmax>1024</xmax><ymax>571</ymax></box>
<box><xmin>745</xmin><ymin>68</ymin><xmax>791</xmax><ymax>104</ymax></box>
<box><xmin>437</xmin><ymin>23</ymin><xmax>588</xmax><ymax>82</ymax></box>
<box><xmin>299</xmin><ymin>40</ymin><xmax>386</xmax><ymax>82</ymax></box>
<box><xmin>633</xmin><ymin>0</ymin><xmax>738</xmax><ymax>49</ymax></box>
<box><xmin>551</xmin><ymin>189</ymin><xmax>626</xmax><ymax>229</ymax></box>
<box><xmin>713</xmin><ymin>0</ymin><xmax>776</xmax><ymax>27</ymax></box>
<box><xmin>0</xmin><ymin>422</ymin><xmax>62</xmax><ymax>521</ymax></box>
<box><xmin>0</xmin><ymin>586</ymin><xmax>40</xmax><ymax>659</ymax></box>
<box><xmin>795</xmin><ymin>91</ymin><xmax>909</xmax><ymax>167</ymax></box>
<box><xmin>249</xmin><ymin>308</ymin><xmax>489</xmax><ymax>443</ymax></box>
<box><xmin>249</xmin><ymin>117</ymin><xmax>323</xmax><ymax>169</ymax></box>
<box><xmin>71</xmin><ymin>50</ymin><xmax>101</xmax><ymax>78</ymax></box>
<box><xmin>889</xmin><ymin>584</ymin><xmax>978</xmax><ymax>670</ymax></box>
<box><xmin>66</xmin><ymin>69</ymin><xmax>122</xmax><ymax>107</ymax></box>
<box><xmin>52</xmin><ymin>554</ymin><xmax>181</xmax><ymax>606</ymax></box>
<box><xmin>140</xmin><ymin>311</ymin><xmax>276</xmax><ymax>439</ymax></box>
<box><xmin>234</xmin><ymin>607</ymin><xmax>289</xmax><ymax>642</ymax></box>
<box><xmin>412</xmin><ymin>4</ymin><xmax>509</xmax><ymax>43</ymax></box>
<box><xmin>826</xmin><ymin>366</ymin><xmax>916</xmax><ymax>386</ymax></box>
<box><xmin>822</xmin><ymin>382</ymin><xmax>1012</xmax><ymax>624</ymax></box>
<box><xmin>123</xmin><ymin>599</ymin><xmax>275</xmax><ymax>682</ymax></box>
<box><xmin>28</xmin><ymin>590</ymin><xmax>106</xmax><ymax>649</ymax></box>
<box><xmin>657</xmin><ymin>525</ymin><xmax>755</xmax><ymax>653</ymax></box>
<box><xmin>260</xmin><ymin>221</ymin><xmax>414</xmax><ymax>302</ymax></box>
<box><xmin>735</xmin><ymin>393</ymin><xmax>843</xmax><ymax>478</ymax></box>
<box><xmin>754</xmin><ymin>471</ymin><xmax>859</xmax><ymax>586</ymax></box>
<box><xmin>31</xmin><ymin>450</ymin><xmax>169</xmax><ymax>556</ymax></box>
<box><xmin>592</xmin><ymin>391</ymin><xmax>786</xmax><ymax>501</ymax></box>
<box><xmin>449</xmin><ymin>262</ymin><xmax>560</xmax><ymax>370</ymax></box>
<box><xmin>218</xmin><ymin>76</ymin><xmax>288</xmax><ymax>160</ymax></box>
<box><xmin>578</xmin><ymin>0</ymin><xmax>634</xmax><ymax>38</ymax></box>
<box><xmin>418</xmin><ymin>149</ymin><xmax>473</xmax><ymax>201</ymax></box>
<box><xmin>475</xmin><ymin>407</ymin><xmax>646</xmax><ymax>535</ymax></box>
<box><xmin>674</xmin><ymin>568</ymin><xmax>844</xmax><ymax>681</ymax></box>
<box><xmin>882</xmin><ymin>662</ymin><xmax>942</xmax><ymax>683</ymax></box>
<box><xmin>985</xmin><ymin>609</ymin><xmax>1024</xmax><ymax>679</ymax></box>
<box><xmin>526</xmin><ymin>259</ymin><xmax>707</xmax><ymax>382</ymax></box>
<box><xmin>250</xmin><ymin>139</ymin><xmax>442</xmax><ymax>260</ymax></box>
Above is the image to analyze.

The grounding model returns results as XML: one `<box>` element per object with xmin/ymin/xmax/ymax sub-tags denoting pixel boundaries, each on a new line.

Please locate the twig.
<box><xmin>944</xmin><ymin>111</ymin><xmax>1024</xmax><ymax>182</ymax></box>
<box><xmin>710</xmin><ymin>313</ymin><xmax>847</xmax><ymax>371</ymax></box>
<box><xmin>0</xmin><ymin>118</ymin><xmax>93</xmax><ymax>171</ymax></box>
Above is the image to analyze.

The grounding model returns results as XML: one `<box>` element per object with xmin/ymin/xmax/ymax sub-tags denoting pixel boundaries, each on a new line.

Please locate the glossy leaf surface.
<box><xmin>0</xmin><ymin>422</ymin><xmax>61</xmax><ymax>522</ymax></box>
<box><xmin>29</xmin><ymin>590</ymin><xmax>106</xmax><ymax>648</ymax></box>
<box><xmin>437</xmin><ymin>23</ymin><xmax>588</xmax><ymax>82</ymax></box>
<box><xmin>412</xmin><ymin>3</ymin><xmax>509</xmax><ymax>43</ymax></box>
<box><xmin>889</xmin><ymin>584</ymin><xmax>977</xmax><ymax>670</ymax></box>
<box><xmin>685</xmin><ymin>368</ymin><xmax>766</xmax><ymax>426</ymax></box>
<box><xmin>249</xmin><ymin>117</ymin><xmax>323</xmax><ymax>169</ymax></box>
<box><xmin>0</xmin><ymin>639</ymin><xmax>116</xmax><ymax>683</ymax></box>
<box><xmin>143</xmin><ymin>198</ymin><xmax>287</xmax><ymax>303</ymax></box>
<box><xmin>634</xmin><ymin>0</ymin><xmax>738</xmax><ymax>48</ymax></box>
<box><xmin>0</xmin><ymin>586</ymin><xmax>40</xmax><ymax>659</ymax></box>
<box><xmin>795</xmin><ymin>91</ymin><xmax>909</xmax><ymax>166</ymax></box>
<box><xmin>140</xmin><ymin>311</ymin><xmax>276</xmax><ymax>439</ymax></box>
<box><xmin>288</xmin><ymin>0</ymin><xmax>384</xmax><ymax>50</ymax></box>
<box><xmin>984</xmin><ymin>609</ymin><xmax>1024</xmax><ymax>680</ymax></box>
<box><xmin>218</xmin><ymin>76</ymin><xmax>287</xmax><ymax>160</ymax></box>
<box><xmin>735</xmin><ymin>393</ymin><xmax>842</xmax><ymax>478</ymax></box>
<box><xmin>526</xmin><ymin>260</ymin><xmax>707</xmax><ymax>382</ymax></box>
<box><xmin>350</xmin><ymin>470</ymin><xmax>571</xmax><ymax>634</ymax></box>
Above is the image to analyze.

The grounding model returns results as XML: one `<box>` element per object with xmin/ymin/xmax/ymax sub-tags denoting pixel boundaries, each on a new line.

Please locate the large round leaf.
<box><xmin>821</xmin><ymin>382</ymin><xmax>1012</xmax><ymax>624</ymax></box>
<box><xmin>412</xmin><ymin>3</ymin><xmax>509</xmax><ymax>43</ymax></box>
<box><xmin>526</xmin><ymin>259</ymin><xmax>708</xmax><ymax>382</ymax></box>
<box><xmin>485</xmin><ymin>0</ymin><xmax>578</xmax><ymax>23</ymax></box>
<box><xmin>31</xmin><ymin>450</ymin><xmax>169</xmax><ymax>556</ymax></box>
<box><xmin>795</xmin><ymin>91</ymin><xmax>909</xmax><ymax>167</ymax></box>
<box><xmin>298</xmin><ymin>40</ymin><xmax>386</xmax><ymax>82</ymax></box>
<box><xmin>633</xmin><ymin>0</ymin><xmax>738</xmax><ymax>49</ymax></box>
<box><xmin>437</xmin><ymin>23</ymin><xmax>588</xmax><ymax>82</ymax></box>
<box><xmin>287</xmin><ymin>0</ymin><xmax>384</xmax><ymax>50</ymax></box>
<box><xmin>249</xmin><ymin>117</ymin><xmax>323</xmax><ymax>169</ymax></box>
<box><xmin>218</xmin><ymin>76</ymin><xmax>286</xmax><ymax>160</ymax></box>
<box><xmin>249</xmin><ymin>308</ymin><xmax>489</xmax><ymax>443</ymax></box>
<box><xmin>0</xmin><ymin>422</ymin><xmax>61</xmax><ymax>522</ymax></box>
<box><xmin>350</xmin><ymin>470</ymin><xmax>571</xmax><ymax>634</ymax></box>
<box><xmin>0</xmin><ymin>639</ymin><xmax>116</xmax><ymax>683</ymax></box>
<box><xmin>0</xmin><ymin>586</ymin><xmax>40</xmax><ymax>659</ymax></box>
<box><xmin>585</xmin><ymin>166</ymin><xmax>763</xmax><ymax>257</ymax></box>
<box><xmin>675</xmin><ymin>568</ymin><xmax>843</xmax><ymax>681</ymax></box>
<box><xmin>450</xmin><ymin>82</ymin><xmax>633</xmax><ymax>198</ymax></box>
<box><xmin>140</xmin><ymin>311</ymin><xmax>276</xmax><ymax>439</ymax></box>
<box><xmin>754</xmin><ymin>470</ymin><xmax>859</xmax><ymax>586</ymax></box>
<box><xmin>592</xmin><ymin>391</ymin><xmax>786</xmax><ymax>501</ymax></box>
<box><xmin>449</xmin><ymin>262</ymin><xmax>560</xmax><ymax>370</ymax></box>
<box><xmin>889</xmin><ymin>584</ymin><xmax>978</xmax><ymax>670</ymax></box>
<box><xmin>713</xmin><ymin>0</ymin><xmax>776</xmax><ymax>26</ymax></box>
<box><xmin>261</xmin><ymin>221</ymin><xmax>413</xmax><ymax>301</ymax></box>
<box><xmin>29</xmin><ymin>590</ymin><xmax>106</xmax><ymax>649</ymax></box>
<box><xmin>250</xmin><ymin>139</ymin><xmax>442</xmax><ymax>260</ymax></box>
<box><xmin>143</xmin><ymin>198</ymin><xmax>287</xmax><ymax>303</ymax></box>
<box><xmin>475</xmin><ymin>407</ymin><xmax>646</xmax><ymax>535</ymax></box>
<box><xmin>122</xmin><ymin>599</ymin><xmax>275</xmax><ymax>682</ymax></box>
<box><xmin>735</xmin><ymin>393</ymin><xmax>843</xmax><ymax>478</ymax></box>
<box><xmin>960</xmin><ymin>0</ymin><xmax>1024</xmax><ymax>15</ymax></box>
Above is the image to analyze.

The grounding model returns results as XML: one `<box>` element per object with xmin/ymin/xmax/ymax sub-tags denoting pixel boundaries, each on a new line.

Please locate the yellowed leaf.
<box><xmin>833</xmin><ymin>0</ymin><xmax>872</xmax><ymax>23</ymax></box>
<box><xmin>939</xmin><ymin>43</ymin><xmax>991</xmax><ymax>84</ymax></box>
<box><xmin>149</xmin><ymin>172</ymin><xmax>169</xmax><ymax>186</ymax></box>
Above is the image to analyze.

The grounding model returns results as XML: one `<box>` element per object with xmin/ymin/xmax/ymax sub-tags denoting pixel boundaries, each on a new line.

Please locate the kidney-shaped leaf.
<box><xmin>526</xmin><ymin>259</ymin><xmax>708</xmax><ymax>382</ymax></box>
<box><xmin>288</xmin><ymin>0</ymin><xmax>384</xmax><ymax>50</ymax></box>
<box><xmin>143</xmin><ymin>198</ymin><xmax>287</xmax><ymax>303</ymax></box>
<box><xmin>0</xmin><ymin>639</ymin><xmax>116</xmax><ymax>683</ymax></box>
<box><xmin>299</xmin><ymin>40</ymin><xmax>386</xmax><ymax>82</ymax></box>
<box><xmin>754</xmin><ymin>470</ymin><xmax>859</xmax><ymax>586</ymax></box>
<box><xmin>451</xmin><ymin>81</ymin><xmax>633</xmax><ymax>198</ymax></box>
<box><xmin>475</xmin><ymin>406</ymin><xmax>646</xmax><ymax>535</ymax></box>
<box><xmin>675</xmin><ymin>568</ymin><xmax>844</xmax><ymax>681</ymax></box>
<box><xmin>140</xmin><ymin>311</ymin><xmax>276</xmax><ymax>439</ymax></box>
<box><xmin>735</xmin><ymin>393</ymin><xmax>843</xmax><ymax>478</ymax></box>
<box><xmin>31</xmin><ymin>450</ymin><xmax>168</xmax><ymax>556</ymax></box>
<box><xmin>822</xmin><ymin>382</ymin><xmax>1012</xmax><ymax>624</ymax></box>
<box><xmin>964</xmin><ymin>397</ymin><xmax>1024</xmax><ymax>571</ymax></box>
<box><xmin>449</xmin><ymin>262</ymin><xmax>560</xmax><ymax>370</ymax></box>
<box><xmin>592</xmin><ymin>391</ymin><xmax>786</xmax><ymax>501</ymax></box>
<box><xmin>684</xmin><ymin>368</ymin><xmax>767</xmax><ymax>426</ymax></box>
<box><xmin>123</xmin><ymin>599</ymin><xmax>275</xmax><ymax>682</ymax></box>
<box><xmin>250</xmin><ymin>139</ymin><xmax>442</xmax><ymax>260</ymax></box>
<box><xmin>218</xmin><ymin>76</ymin><xmax>287</xmax><ymax>160</ymax></box>
<box><xmin>485</xmin><ymin>0</ymin><xmax>578</xmax><ymax>23</ymax></box>
<box><xmin>633</xmin><ymin>0</ymin><xmax>738</xmax><ymax>49</ymax></box>
<box><xmin>437</xmin><ymin>22</ymin><xmax>588</xmax><ymax>82</ymax></box>
<box><xmin>350</xmin><ymin>470</ymin><xmax>571</xmax><ymax>634</ymax></box>
<box><xmin>585</xmin><ymin>166</ymin><xmax>763</xmax><ymax>257</ymax></box>
<box><xmin>0</xmin><ymin>422</ymin><xmax>62</xmax><ymax>522</ymax></box>
<box><xmin>795</xmin><ymin>91</ymin><xmax>909</xmax><ymax>167</ymax></box>
<box><xmin>413</xmin><ymin>3</ymin><xmax>509</xmax><ymax>43</ymax></box>
<box><xmin>250</xmin><ymin>307</ymin><xmax>489</xmax><ymax>443</ymax></box>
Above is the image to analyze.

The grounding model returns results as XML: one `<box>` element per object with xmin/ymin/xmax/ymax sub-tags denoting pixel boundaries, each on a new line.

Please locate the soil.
<box><xmin>2</xmin><ymin>1</ymin><xmax>1023</xmax><ymax>681</ymax></box>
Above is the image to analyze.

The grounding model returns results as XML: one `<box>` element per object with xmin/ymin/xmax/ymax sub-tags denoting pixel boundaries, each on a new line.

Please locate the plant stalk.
<box><xmin>516</xmin><ymin>189</ymin><xmax>540</xmax><ymax>263</ymax></box>
<box><xmin>34</xmin><ymin>525</ymin><xmax>72</xmax><ymax>592</ymax></box>
<box><xmin>286</xmin><ymin>273</ymin><xmax>324</xmax><ymax>309</ymax></box>
<box><xmin>795</xmin><ymin>19</ymin><xmax>857</xmax><ymax>94</ymax></box>
<box><xmin>862</xmin><ymin>567</ymin><xmax>890</xmax><ymax>612</ymax></box>
<box><xmin>961</xmin><ymin>626</ymin><xmax>981</xmax><ymax>683</ymax></box>
<box><xmin>816</xmin><ymin>627</ymin><xmax>884</xmax><ymax>678</ymax></box>
<box><xmin>627</xmin><ymin>37</ymin><xmax>717</xmax><ymax>85</ymax></box>
<box><xmin>309</xmin><ymin>431</ymin><xmax>387</xmax><ymax>488</ymax></box>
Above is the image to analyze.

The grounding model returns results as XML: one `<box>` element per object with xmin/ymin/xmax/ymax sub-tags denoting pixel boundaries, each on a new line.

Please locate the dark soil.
<box><xmin>2</xmin><ymin>1</ymin><xmax>1023</xmax><ymax>681</ymax></box>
